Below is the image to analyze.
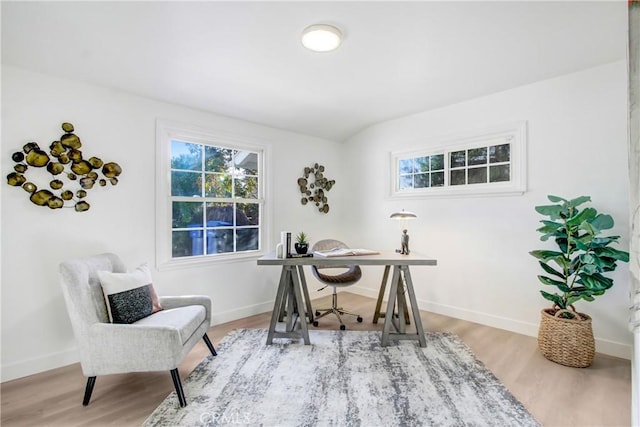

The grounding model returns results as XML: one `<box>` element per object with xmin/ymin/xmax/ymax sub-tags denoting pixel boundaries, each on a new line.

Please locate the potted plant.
<box><xmin>295</xmin><ymin>232</ymin><xmax>309</xmax><ymax>254</ymax></box>
<box><xmin>530</xmin><ymin>195</ymin><xmax>629</xmax><ymax>367</ymax></box>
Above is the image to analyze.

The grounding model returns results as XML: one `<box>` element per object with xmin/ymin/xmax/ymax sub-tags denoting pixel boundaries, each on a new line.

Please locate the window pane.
<box><xmin>237</xmin><ymin>203</ymin><xmax>259</xmax><ymax>225</ymax></box>
<box><xmin>206</xmin><ymin>202</ymin><xmax>234</xmax><ymax>226</ymax></box>
<box><xmin>490</xmin><ymin>164</ymin><xmax>511</xmax><ymax>182</ymax></box>
<box><xmin>172</xmin><ymin>230</ymin><xmax>200</xmax><ymax>258</ymax></box>
<box><xmin>430</xmin><ymin>154</ymin><xmax>444</xmax><ymax>171</ymax></box>
<box><xmin>171</xmin><ymin>171</ymin><xmax>201</xmax><ymax>196</ymax></box>
<box><xmin>490</xmin><ymin>144</ymin><xmax>510</xmax><ymax>163</ymax></box>
<box><xmin>236</xmin><ymin>228</ymin><xmax>259</xmax><ymax>251</ymax></box>
<box><xmin>468</xmin><ymin>167</ymin><xmax>487</xmax><ymax>184</ymax></box>
<box><xmin>450</xmin><ymin>169</ymin><xmax>466</xmax><ymax>185</ymax></box>
<box><xmin>450</xmin><ymin>151</ymin><xmax>466</xmax><ymax>168</ymax></box>
<box><xmin>171</xmin><ymin>141</ymin><xmax>202</xmax><ymax>171</ymax></box>
<box><xmin>431</xmin><ymin>171</ymin><xmax>444</xmax><ymax>187</ymax></box>
<box><xmin>234</xmin><ymin>151</ymin><xmax>258</xmax><ymax>175</ymax></box>
<box><xmin>205</xmin><ymin>146</ymin><xmax>233</xmax><ymax>173</ymax></box>
<box><xmin>468</xmin><ymin>147</ymin><xmax>487</xmax><ymax>166</ymax></box>
<box><xmin>414</xmin><ymin>173</ymin><xmax>429</xmax><ymax>188</ymax></box>
<box><xmin>172</xmin><ymin>201</ymin><xmax>203</xmax><ymax>228</ymax></box>
<box><xmin>234</xmin><ymin>176</ymin><xmax>258</xmax><ymax>199</ymax></box>
<box><xmin>204</xmin><ymin>173</ymin><xmax>232</xmax><ymax>198</ymax></box>
<box><xmin>399</xmin><ymin>159</ymin><xmax>413</xmax><ymax>174</ymax></box>
<box><xmin>399</xmin><ymin>175</ymin><xmax>413</xmax><ymax>190</ymax></box>
<box><xmin>207</xmin><ymin>229</ymin><xmax>233</xmax><ymax>254</ymax></box>
<box><xmin>414</xmin><ymin>157</ymin><xmax>429</xmax><ymax>172</ymax></box>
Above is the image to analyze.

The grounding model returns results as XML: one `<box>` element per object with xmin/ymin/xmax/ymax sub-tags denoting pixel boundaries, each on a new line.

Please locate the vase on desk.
<box><xmin>294</xmin><ymin>243</ymin><xmax>308</xmax><ymax>254</ymax></box>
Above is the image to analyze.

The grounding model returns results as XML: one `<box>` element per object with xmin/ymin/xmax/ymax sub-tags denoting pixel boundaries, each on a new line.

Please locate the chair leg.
<box><xmin>82</xmin><ymin>376</ymin><xmax>96</xmax><ymax>406</ymax></box>
<box><xmin>170</xmin><ymin>369</ymin><xmax>187</xmax><ymax>407</ymax></box>
<box><xmin>202</xmin><ymin>333</ymin><xmax>217</xmax><ymax>356</ymax></box>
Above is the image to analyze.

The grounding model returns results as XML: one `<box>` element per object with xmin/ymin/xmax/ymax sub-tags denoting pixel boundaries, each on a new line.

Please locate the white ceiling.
<box><xmin>1</xmin><ymin>1</ymin><xmax>628</xmax><ymax>142</ymax></box>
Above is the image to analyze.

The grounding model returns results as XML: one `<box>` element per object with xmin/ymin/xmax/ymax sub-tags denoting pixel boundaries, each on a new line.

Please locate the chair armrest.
<box><xmin>86</xmin><ymin>323</ymin><xmax>184</xmax><ymax>373</ymax></box>
<box><xmin>159</xmin><ymin>295</ymin><xmax>211</xmax><ymax>324</ymax></box>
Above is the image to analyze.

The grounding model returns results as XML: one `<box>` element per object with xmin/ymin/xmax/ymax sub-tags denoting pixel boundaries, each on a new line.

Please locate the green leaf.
<box><xmin>567</xmin><ymin>195</ymin><xmax>591</xmax><ymax>208</ymax></box>
<box><xmin>567</xmin><ymin>207</ymin><xmax>597</xmax><ymax>226</ymax></box>
<box><xmin>566</xmin><ymin>295</ymin><xmax>582</xmax><ymax>306</ymax></box>
<box><xmin>547</xmin><ymin>195</ymin><xmax>567</xmax><ymax>203</ymax></box>
<box><xmin>538</xmin><ymin>261</ymin><xmax>566</xmax><ymax>279</ymax></box>
<box><xmin>588</xmin><ymin>214</ymin><xmax>614</xmax><ymax>232</ymax></box>
<box><xmin>535</xmin><ymin>204</ymin><xmax>565</xmax><ymax>219</ymax></box>
<box><xmin>537</xmin><ymin>275</ymin><xmax>569</xmax><ymax>290</ymax></box>
<box><xmin>541</xmin><ymin>290</ymin><xmax>565</xmax><ymax>308</ymax></box>
<box><xmin>530</xmin><ymin>250</ymin><xmax>564</xmax><ymax>260</ymax></box>
<box><xmin>594</xmin><ymin>247</ymin><xmax>630</xmax><ymax>262</ymax></box>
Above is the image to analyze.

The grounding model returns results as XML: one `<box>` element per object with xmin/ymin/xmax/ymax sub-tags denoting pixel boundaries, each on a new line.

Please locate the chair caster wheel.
<box><xmin>357</xmin><ymin>316</ymin><xmax>363</xmax><ymax>323</ymax></box>
<box><xmin>315</xmin><ymin>311</ymin><xmax>320</xmax><ymax>316</ymax></box>
<box><xmin>313</xmin><ymin>321</ymin><xmax>319</xmax><ymax>327</ymax></box>
<box><xmin>340</xmin><ymin>325</ymin><xmax>346</xmax><ymax>331</ymax></box>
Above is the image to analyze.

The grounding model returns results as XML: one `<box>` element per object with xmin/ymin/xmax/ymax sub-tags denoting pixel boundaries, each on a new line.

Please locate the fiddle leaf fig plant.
<box><xmin>530</xmin><ymin>195</ymin><xmax>629</xmax><ymax>311</ymax></box>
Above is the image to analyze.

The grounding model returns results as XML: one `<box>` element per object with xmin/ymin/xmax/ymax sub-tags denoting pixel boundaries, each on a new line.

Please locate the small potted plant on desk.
<box><xmin>529</xmin><ymin>195</ymin><xmax>629</xmax><ymax>367</ymax></box>
<box><xmin>295</xmin><ymin>232</ymin><xmax>309</xmax><ymax>254</ymax></box>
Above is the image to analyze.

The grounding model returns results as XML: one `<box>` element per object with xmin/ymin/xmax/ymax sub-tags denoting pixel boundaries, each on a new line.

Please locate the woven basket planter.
<box><xmin>537</xmin><ymin>307</ymin><xmax>595</xmax><ymax>368</ymax></box>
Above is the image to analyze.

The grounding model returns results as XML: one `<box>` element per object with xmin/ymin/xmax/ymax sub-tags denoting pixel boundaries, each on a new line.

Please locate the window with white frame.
<box><xmin>391</xmin><ymin>121</ymin><xmax>527</xmax><ymax>198</ymax></box>
<box><xmin>156</xmin><ymin>121</ymin><xmax>266</xmax><ymax>268</ymax></box>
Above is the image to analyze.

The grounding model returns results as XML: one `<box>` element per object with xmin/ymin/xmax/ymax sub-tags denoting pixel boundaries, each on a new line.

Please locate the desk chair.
<box><xmin>311</xmin><ymin>239</ymin><xmax>363</xmax><ymax>330</ymax></box>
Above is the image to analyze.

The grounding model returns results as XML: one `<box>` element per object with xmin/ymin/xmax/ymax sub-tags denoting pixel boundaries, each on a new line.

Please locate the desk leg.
<box><xmin>381</xmin><ymin>266</ymin><xmax>401</xmax><ymax>346</ymax></box>
<box><xmin>267</xmin><ymin>267</ymin><xmax>289</xmax><ymax>345</ymax></box>
<box><xmin>297</xmin><ymin>265</ymin><xmax>314</xmax><ymax>324</ymax></box>
<box><xmin>290</xmin><ymin>266</ymin><xmax>310</xmax><ymax>344</ymax></box>
<box><xmin>373</xmin><ymin>265</ymin><xmax>390</xmax><ymax>324</ymax></box>
<box><xmin>402</xmin><ymin>265</ymin><xmax>427</xmax><ymax>348</ymax></box>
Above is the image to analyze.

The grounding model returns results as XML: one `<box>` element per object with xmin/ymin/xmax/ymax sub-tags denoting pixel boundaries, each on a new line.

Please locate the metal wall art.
<box><xmin>6</xmin><ymin>122</ymin><xmax>122</xmax><ymax>212</ymax></box>
<box><xmin>297</xmin><ymin>163</ymin><xmax>335</xmax><ymax>213</ymax></box>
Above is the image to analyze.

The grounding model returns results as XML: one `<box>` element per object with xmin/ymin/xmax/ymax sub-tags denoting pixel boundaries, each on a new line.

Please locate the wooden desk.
<box><xmin>257</xmin><ymin>251</ymin><xmax>437</xmax><ymax>347</ymax></box>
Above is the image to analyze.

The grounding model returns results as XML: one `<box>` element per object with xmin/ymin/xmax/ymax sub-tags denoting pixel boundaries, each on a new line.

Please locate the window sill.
<box><xmin>156</xmin><ymin>250</ymin><xmax>265</xmax><ymax>271</ymax></box>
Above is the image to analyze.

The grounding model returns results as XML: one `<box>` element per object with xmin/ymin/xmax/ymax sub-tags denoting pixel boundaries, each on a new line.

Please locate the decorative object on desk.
<box><xmin>530</xmin><ymin>195</ymin><xmax>629</xmax><ymax>367</ymax></box>
<box><xmin>144</xmin><ymin>328</ymin><xmax>539</xmax><ymax>427</ymax></box>
<box><xmin>6</xmin><ymin>122</ymin><xmax>122</xmax><ymax>212</ymax></box>
<box><xmin>297</xmin><ymin>163</ymin><xmax>334</xmax><ymax>213</ymax></box>
<box><xmin>390</xmin><ymin>209</ymin><xmax>417</xmax><ymax>255</ymax></box>
<box><xmin>294</xmin><ymin>231</ymin><xmax>309</xmax><ymax>254</ymax></box>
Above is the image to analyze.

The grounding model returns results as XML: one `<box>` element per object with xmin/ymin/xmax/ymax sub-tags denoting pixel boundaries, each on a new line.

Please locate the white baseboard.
<box><xmin>349</xmin><ymin>285</ymin><xmax>632</xmax><ymax>360</ymax></box>
<box><xmin>210</xmin><ymin>300</ymin><xmax>275</xmax><ymax>325</ymax></box>
<box><xmin>2</xmin><ymin>348</ymin><xmax>79</xmax><ymax>383</ymax></box>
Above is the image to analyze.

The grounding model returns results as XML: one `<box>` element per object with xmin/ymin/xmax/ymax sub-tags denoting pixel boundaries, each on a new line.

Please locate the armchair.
<box><xmin>59</xmin><ymin>253</ymin><xmax>216</xmax><ymax>407</ymax></box>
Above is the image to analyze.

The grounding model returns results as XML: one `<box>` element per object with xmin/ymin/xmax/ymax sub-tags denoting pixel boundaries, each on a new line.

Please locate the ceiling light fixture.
<box><xmin>301</xmin><ymin>24</ymin><xmax>343</xmax><ymax>52</ymax></box>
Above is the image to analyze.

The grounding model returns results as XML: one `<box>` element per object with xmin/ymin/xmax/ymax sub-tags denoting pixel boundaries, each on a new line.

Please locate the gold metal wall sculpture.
<box><xmin>297</xmin><ymin>163</ymin><xmax>335</xmax><ymax>213</ymax></box>
<box><xmin>6</xmin><ymin>122</ymin><xmax>122</xmax><ymax>212</ymax></box>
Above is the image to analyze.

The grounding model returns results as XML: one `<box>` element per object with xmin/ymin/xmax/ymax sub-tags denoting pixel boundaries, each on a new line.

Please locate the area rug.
<box><xmin>144</xmin><ymin>329</ymin><xmax>539</xmax><ymax>426</ymax></box>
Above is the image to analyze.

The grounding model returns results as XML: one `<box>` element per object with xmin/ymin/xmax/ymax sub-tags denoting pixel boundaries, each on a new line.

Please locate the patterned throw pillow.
<box><xmin>97</xmin><ymin>264</ymin><xmax>163</xmax><ymax>324</ymax></box>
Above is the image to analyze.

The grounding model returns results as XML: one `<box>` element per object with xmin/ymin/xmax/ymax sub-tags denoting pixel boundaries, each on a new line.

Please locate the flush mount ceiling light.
<box><xmin>301</xmin><ymin>24</ymin><xmax>343</xmax><ymax>52</ymax></box>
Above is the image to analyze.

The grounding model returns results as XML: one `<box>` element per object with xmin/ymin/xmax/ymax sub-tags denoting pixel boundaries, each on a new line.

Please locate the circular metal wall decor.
<box><xmin>6</xmin><ymin>122</ymin><xmax>122</xmax><ymax>212</ymax></box>
<box><xmin>297</xmin><ymin>163</ymin><xmax>335</xmax><ymax>214</ymax></box>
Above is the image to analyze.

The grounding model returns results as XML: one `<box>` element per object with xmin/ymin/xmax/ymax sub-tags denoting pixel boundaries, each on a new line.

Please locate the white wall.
<box><xmin>343</xmin><ymin>61</ymin><xmax>632</xmax><ymax>358</ymax></box>
<box><xmin>1</xmin><ymin>60</ymin><xmax>632</xmax><ymax>382</ymax></box>
<box><xmin>0</xmin><ymin>65</ymin><xmax>346</xmax><ymax>381</ymax></box>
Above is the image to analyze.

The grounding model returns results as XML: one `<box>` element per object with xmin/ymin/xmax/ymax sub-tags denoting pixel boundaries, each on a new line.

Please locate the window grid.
<box><xmin>170</xmin><ymin>140</ymin><xmax>262</xmax><ymax>259</ymax></box>
<box><xmin>396</xmin><ymin>140</ymin><xmax>513</xmax><ymax>191</ymax></box>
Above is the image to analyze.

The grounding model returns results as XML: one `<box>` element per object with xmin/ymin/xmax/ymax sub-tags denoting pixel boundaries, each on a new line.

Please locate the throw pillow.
<box><xmin>97</xmin><ymin>264</ymin><xmax>163</xmax><ymax>324</ymax></box>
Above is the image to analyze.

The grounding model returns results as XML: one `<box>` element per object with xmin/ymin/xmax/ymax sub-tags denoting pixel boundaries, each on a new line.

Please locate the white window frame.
<box><xmin>155</xmin><ymin>119</ymin><xmax>270</xmax><ymax>270</ymax></box>
<box><xmin>390</xmin><ymin>121</ymin><xmax>527</xmax><ymax>198</ymax></box>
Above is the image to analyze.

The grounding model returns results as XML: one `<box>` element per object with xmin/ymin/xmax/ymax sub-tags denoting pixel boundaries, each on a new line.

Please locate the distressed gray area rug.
<box><xmin>144</xmin><ymin>329</ymin><xmax>538</xmax><ymax>426</ymax></box>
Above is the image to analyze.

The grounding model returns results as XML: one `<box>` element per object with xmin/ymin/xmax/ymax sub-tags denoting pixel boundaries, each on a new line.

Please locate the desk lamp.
<box><xmin>390</xmin><ymin>209</ymin><xmax>417</xmax><ymax>254</ymax></box>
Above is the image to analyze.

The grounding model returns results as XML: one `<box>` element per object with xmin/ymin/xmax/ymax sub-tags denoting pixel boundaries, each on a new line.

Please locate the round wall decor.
<box><xmin>6</xmin><ymin>122</ymin><xmax>122</xmax><ymax>212</ymax></box>
<box><xmin>297</xmin><ymin>163</ymin><xmax>335</xmax><ymax>214</ymax></box>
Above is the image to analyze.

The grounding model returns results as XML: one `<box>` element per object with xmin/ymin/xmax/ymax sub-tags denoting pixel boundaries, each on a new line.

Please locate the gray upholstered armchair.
<box><xmin>59</xmin><ymin>253</ymin><xmax>216</xmax><ymax>407</ymax></box>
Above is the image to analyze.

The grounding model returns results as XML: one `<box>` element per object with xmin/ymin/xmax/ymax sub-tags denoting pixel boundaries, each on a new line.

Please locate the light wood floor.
<box><xmin>1</xmin><ymin>293</ymin><xmax>631</xmax><ymax>426</ymax></box>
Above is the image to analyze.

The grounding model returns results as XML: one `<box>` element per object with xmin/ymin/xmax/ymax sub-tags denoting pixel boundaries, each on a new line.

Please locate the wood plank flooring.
<box><xmin>1</xmin><ymin>293</ymin><xmax>631</xmax><ymax>426</ymax></box>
